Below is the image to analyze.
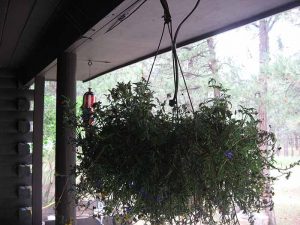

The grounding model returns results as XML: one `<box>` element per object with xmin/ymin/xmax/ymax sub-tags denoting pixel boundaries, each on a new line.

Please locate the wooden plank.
<box><xmin>0</xmin><ymin>121</ymin><xmax>19</xmax><ymax>133</ymax></box>
<box><xmin>0</xmin><ymin>143</ymin><xmax>32</xmax><ymax>157</ymax></box>
<box><xmin>32</xmin><ymin>75</ymin><xmax>44</xmax><ymax>225</ymax></box>
<box><xmin>0</xmin><ymin>77</ymin><xmax>18</xmax><ymax>88</ymax></box>
<box><xmin>0</xmin><ymin>119</ymin><xmax>32</xmax><ymax>134</ymax></box>
<box><xmin>0</xmin><ymin>176</ymin><xmax>32</xmax><ymax>188</ymax></box>
<box><xmin>0</xmin><ymin>99</ymin><xmax>16</xmax><ymax>110</ymax></box>
<box><xmin>21</xmin><ymin>0</ymin><xmax>125</xmax><ymax>85</ymax></box>
<box><xmin>0</xmin><ymin>111</ymin><xmax>33</xmax><ymax>121</ymax></box>
<box><xmin>0</xmin><ymin>72</ymin><xmax>33</xmax><ymax>225</ymax></box>
<box><xmin>0</xmin><ymin>89</ymin><xmax>34</xmax><ymax>100</ymax></box>
<box><xmin>0</xmin><ymin>165</ymin><xmax>18</xmax><ymax>178</ymax></box>
<box><xmin>0</xmin><ymin>132</ymin><xmax>33</xmax><ymax>143</ymax></box>
<box><xmin>0</xmin><ymin>164</ymin><xmax>31</xmax><ymax>178</ymax></box>
<box><xmin>0</xmin><ymin>199</ymin><xmax>32</xmax><ymax>207</ymax></box>
<box><xmin>0</xmin><ymin>154</ymin><xmax>32</xmax><ymax>165</ymax></box>
<box><xmin>0</xmin><ymin>98</ymin><xmax>31</xmax><ymax>111</ymax></box>
<box><xmin>0</xmin><ymin>188</ymin><xmax>18</xmax><ymax>200</ymax></box>
<box><xmin>0</xmin><ymin>98</ymin><xmax>30</xmax><ymax>111</ymax></box>
<box><xmin>0</xmin><ymin>189</ymin><xmax>32</xmax><ymax>202</ymax></box>
<box><xmin>19</xmin><ymin>207</ymin><xmax>32</xmax><ymax>225</ymax></box>
<box><xmin>0</xmin><ymin>143</ymin><xmax>17</xmax><ymax>155</ymax></box>
<box><xmin>0</xmin><ymin>0</ymin><xmax>36</xmax><ymax>67</ymax></box>
<box><xmin>0</xmin><ymin>207</ymin><xmax>32</xmax><ymax>225</ymax></box>
<box><xmin>0</xmin><ymin>69</ymin><xmax>15</xmax><ymax>78</ymax></box>
<box><xmin>0</xmin><ymin>210</ymin><xmax>19</xmax><ymax>225</ymax></box>
<box><xmin>56</xmin><ymin>52</ymin><xmax>77</xmax><ymax>224</ymax></box>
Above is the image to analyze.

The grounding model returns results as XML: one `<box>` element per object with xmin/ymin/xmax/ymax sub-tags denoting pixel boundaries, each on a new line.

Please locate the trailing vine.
<box><xmin>66</xmin><ymin>79</ymin><xmax>299</xmax><ymax>225</ymax></box>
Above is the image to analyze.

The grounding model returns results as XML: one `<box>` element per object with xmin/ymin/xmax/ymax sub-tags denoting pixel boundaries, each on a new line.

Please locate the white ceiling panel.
<box><xmin>44</xmin><ymin>0</ymin><xmax>299</xmax><ymax>80</ymax></box>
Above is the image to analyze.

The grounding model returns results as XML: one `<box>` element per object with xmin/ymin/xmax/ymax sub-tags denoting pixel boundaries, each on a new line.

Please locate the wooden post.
<box><xmin>56</xmin><ymin>52</ymin><xmax>77</xmax><ymax>225</ymax></box>
<box><xmin>33</xmin><ymin>75</ymin><xmax>45</xmax><ymax>225</ymax></box>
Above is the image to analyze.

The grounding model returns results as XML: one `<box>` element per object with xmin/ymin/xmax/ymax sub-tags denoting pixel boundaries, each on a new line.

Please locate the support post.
<box><xmin>56</xmin><ymin>52</ymin><xmax>77</xmax><ymax>225</ymax></box>
<box><xmin>33</xmin><ymin>75</ymin><xmax>45</xmax><ymax>225</ymax></box>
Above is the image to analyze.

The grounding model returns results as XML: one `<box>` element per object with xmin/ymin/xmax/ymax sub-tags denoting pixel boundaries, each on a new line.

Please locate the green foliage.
<box><xmin>67</xmin><ymin>79</ymin><xmax>299</xmax><ymax>224</ymax></box>
<box><xmin>43</xmin><ymin>94</ymin><xmax>56</xmax><ymax>205</ymax></box>
<box><xmin>44</xmin><ymin>95</ymin><xmax>56</xmax><ymax>145</ymax></box>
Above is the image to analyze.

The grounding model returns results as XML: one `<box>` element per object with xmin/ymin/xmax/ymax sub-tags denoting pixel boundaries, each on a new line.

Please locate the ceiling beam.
<box><xmin>19</xmin><ymin>0</ymin><xmax>124</xmax><ymax>85</ymax></box>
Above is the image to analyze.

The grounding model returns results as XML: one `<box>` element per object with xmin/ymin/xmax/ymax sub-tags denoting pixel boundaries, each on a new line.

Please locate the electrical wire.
<box><xmin>165</xmin><ymin>0</ymin><xmax>201</xmax><ymax>110</ymax></box>
<box><xmin>93</xmin><ymin>0</ymin><xmax>145</xmax><ymax>33</ymax></box>
<box><xmin>174</xmin><ymin>0</ymin><xmax>201</xmax><ymax>44</ymax></box>
<box><xmin>74</xmin><ymin>0</ymin><xmax>148</xmax><ymax>51</ymax></box>
<box><xmin>167</xmin><ymin>23</ymin><xmax>179</xmax><ymax>107</ymax></box>
<box><xmin>175</xmin><ymin>52</ymin><xmax>195</xmax><ymax>113</ymax></box>
<box><xmin>106</xmin><ymin>0</ymin><xmax>148</xmax><ymax>33</ymax></box>
<box><xmin>146</xmin><ymin>23</ymin><xmax>166</xmax><ymax>85</ymax></box>
<box><xmin>54</xmin><ymin>176</ymin><xmax>70</xmax><ymax>210</ymax></box>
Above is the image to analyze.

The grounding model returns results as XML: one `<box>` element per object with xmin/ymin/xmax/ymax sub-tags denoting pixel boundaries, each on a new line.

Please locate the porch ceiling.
<box><xmin>42</xmin><ymin>0</ymin><xmax>300</xmax><ymax>82</ymax></box>
<box><xmin>0</xmin><ymin>0</ymin><xmax>125</xmax><ymax>85</ymax></box>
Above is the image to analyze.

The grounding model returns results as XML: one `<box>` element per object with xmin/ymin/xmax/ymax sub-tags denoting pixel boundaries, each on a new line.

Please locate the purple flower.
<box><xmin>224</xmin><ymin>150</ymin><xmax>234</xmax><ymax>160</ymax></box>
<box><xmin>155</xmin><ymin>195</ymin><xmax>163</xmax><ymax>203</ymax></box>
<box><xmin>139</xmin><ymin>188</ymin><xmax>149</xmax><ymax>199</ymax></box>
<box><xmin>125</xmin><ymin>206</ymin><xmax>132</xmax><ymax>213</ymax></box>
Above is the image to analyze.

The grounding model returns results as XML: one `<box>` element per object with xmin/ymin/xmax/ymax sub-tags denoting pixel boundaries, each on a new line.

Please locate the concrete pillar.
<box><xmin>56</xmin><ymin>52</ymin><xmax>76</xmax><ymax>225</ymax></box>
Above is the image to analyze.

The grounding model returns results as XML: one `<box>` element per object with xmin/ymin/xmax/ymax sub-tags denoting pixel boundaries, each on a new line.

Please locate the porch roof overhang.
<box><xmin>42</xmin><ymin>0</ymin><xmax>300</xmax><ymax>82</ymax></box>
<box><xmin>1</xmin><ymin>0</ymin><xmax>299</xmax><ymax>85</ymax></box>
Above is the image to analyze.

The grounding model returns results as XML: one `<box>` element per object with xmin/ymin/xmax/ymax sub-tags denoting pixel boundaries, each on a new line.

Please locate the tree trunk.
<box><xmin>258</xmin><ymin>19</ymin><xmax>269</xmax><ymax>132</ymax></box>
<box><xmin>258</xmin><ymin>19</ymin><xmax>277</xmax><ymax>225</ymax></box>
<box><xmin>294</xmin><ymin>133</ymin><xmax>299</xmax><ymax>155</ymax></box>
<box><xmin>290</xmin><ymin>136</ymin><xmax>294</xmax><ymax>157</ymax></box>
<box><xmin>284</xmin><ymin>136</ymin><xmax>289</xmax><ymax>157</ymax></box>
<box><xmin>207</xmin><ymin>37</ymin><xmax>220</xmax><ymax>97</ymax></box>
<box><xmin>276</xmin><ymin>131</ymin><xmax>281</xmax><ymax>156</ymax></box>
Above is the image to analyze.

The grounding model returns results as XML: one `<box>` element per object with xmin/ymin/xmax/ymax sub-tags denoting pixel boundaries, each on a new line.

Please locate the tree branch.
<box><xmin>267</xmin><ymin>15</ymin><xmax>279</xmax><ymax>32</ymax></box>
<box><xmin>252</xmin><ymin>22</ymin><xmax>259</xmax><ymax>28</ymax></box>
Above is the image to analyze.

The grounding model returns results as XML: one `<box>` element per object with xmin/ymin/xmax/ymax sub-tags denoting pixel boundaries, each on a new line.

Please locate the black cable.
<box><xmin>160</xmin><ymin>0</ymin><xmax>172</xmax><ymax>24</ymax></box>
<box><xmin>146</xmin><ymin>23</ymin><xmax>166</xmax><ymax>85</ymax></box>
<box><xmin>149</xmin><ymin>0</ymin><xmax>201</xmax><ymax>112</ymax></box>
<box><xmin>97</xmin><ymin>0</ymin><xmax>144</xmax><ymax>32</ymax></box>
<box><xmin>167</xmin><ymin>23</ymin><xmax>178</xmax><ymax>108</ymax></box>
<box><xmin>146</xmin><ymin>0</ymin><xmax>175</xmax><ymax>86</ymax></box>
<box><xmin>175</xmin><ymin>52</ymin><xmax>195</xmax><ymax>114</ymax></box>
<box><xmin>167</xmin><ymin>24</ymin><xmax>174</xmax><ymax>84</ymax></box>
<box><xmin>106</xmin><ymin>0</ymin><xmax>148</xmax><ymax>33</ymax></box>
<box><xmin>167</xmin><ymin>23</ymin><xmax>179</xmax><ymax>107</ymax></box>
<box><xmin>73</xmin><ymin>0</ymin><xmax>147</xmax><ymax>51</ymax></box>
<box><xmin>168</xmin><ymin>0</ymin><xmax>201</xmax><ymax>110</ymax></box>
<box><xmin>174</xmin><ymin>0</ymin><xmax>201</xmax><ymax>43</ymax></box>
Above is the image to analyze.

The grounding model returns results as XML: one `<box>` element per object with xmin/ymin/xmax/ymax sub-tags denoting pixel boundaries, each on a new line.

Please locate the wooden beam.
<box><xmin>56</xmin><ymin>52</ymin><xmax>76</xmax><ymax>225</ymax></box>
<box><xmin>20</xmin><ymin>0</ymin><xmax>124</xmax><ymax>85</ymax></box>
<box><xmin>32</xmin><ymin>75</ymin><xmax>45</xmax><ymax>225</ymax></box>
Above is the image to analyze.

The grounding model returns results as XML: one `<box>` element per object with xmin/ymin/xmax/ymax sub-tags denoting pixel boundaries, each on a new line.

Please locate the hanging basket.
<box><xmin>66</xmin><ymin>79</ymin><xmax>298</xmax><ymax>225</ymax></box>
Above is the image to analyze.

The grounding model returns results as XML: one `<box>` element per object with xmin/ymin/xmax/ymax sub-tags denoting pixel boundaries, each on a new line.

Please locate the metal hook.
<box><xmin>88</xmin><ymin>60</ymin><xmax>93</xmax><ymax>88</ymax></box>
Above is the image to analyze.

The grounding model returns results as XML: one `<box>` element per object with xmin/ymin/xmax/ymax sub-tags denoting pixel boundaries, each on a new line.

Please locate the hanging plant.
<box><xmin>66</xmin><ymin>79</ymin><xmax>299</xmax><ymax>225</ymax></box>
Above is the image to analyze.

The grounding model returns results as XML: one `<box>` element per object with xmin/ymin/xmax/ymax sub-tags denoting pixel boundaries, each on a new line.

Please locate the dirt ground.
<box><xmin>273</xmin><ymin>163</ymin><xmax>300</xmax><ymax>225</ymax></box>
<box><xmin>237</xmin><ymin>157</ymin><xmax>300</xmax><ymax>225</ymax></box>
